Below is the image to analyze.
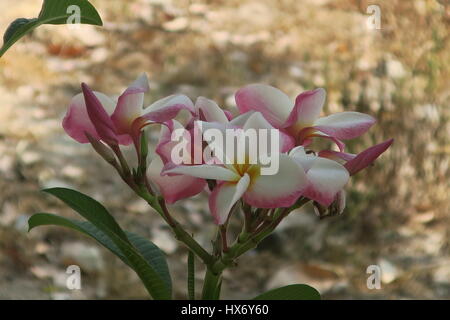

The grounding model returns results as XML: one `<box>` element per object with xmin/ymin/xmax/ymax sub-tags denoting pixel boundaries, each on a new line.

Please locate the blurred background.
<box><xmin>0</xmin><ymin>0</ymin><xmax>449</xmax><ymax>299</ymax></box>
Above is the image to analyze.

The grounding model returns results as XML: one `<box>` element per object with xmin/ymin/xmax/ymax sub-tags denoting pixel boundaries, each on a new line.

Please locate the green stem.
<box><xmin>188</xmin><ymin>251</ymin><xmax>195</xmax><ymax>300</ymax></box>
<box><xmin>138</xmin><ymin>189</ymin><xmax>213</xmax><ymax>265</ymax></box>
<box><xmin>211</xmin><ymin>198</ymin><xmax>311</xmax><ymax>274</ymax></box>
<box><xmin>201</xmin><ymin>268</ymin><xmax>223</xmax><ymax>300</ymax></box>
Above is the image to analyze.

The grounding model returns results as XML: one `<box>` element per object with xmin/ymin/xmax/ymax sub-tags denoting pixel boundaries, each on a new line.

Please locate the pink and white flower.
<box><xmin>163</xmin><ymin>153</ymin><xmax>307</xmax><ymax>224</ymax></box>
<box><xmin>147</xmin><ymin>119</ymin><xmax>207</xmax><ymax>204</ymax></box>
<box><xmin>162</xmin><ymin>114</ymin><xmax>308</xmax><ymax>224</ymax></box>
<box><xmin>63</xmin><ymin>73</ymin><xmax>195</xmax><ymax>146</ymax></box>
<box><xmin>235</xmin><ymin>84</ymin><xmax>376</xmax><ymax>150</ymax></box>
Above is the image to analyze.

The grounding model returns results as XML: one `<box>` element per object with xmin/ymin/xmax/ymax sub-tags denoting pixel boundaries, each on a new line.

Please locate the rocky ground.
<box><xmin>0</xmin><ymin>0</ymin><xmax>449</xmax><ymax>299</ymax></box>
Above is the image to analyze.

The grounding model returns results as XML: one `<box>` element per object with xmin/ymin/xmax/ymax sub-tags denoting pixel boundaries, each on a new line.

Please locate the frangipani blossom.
<box><xmin>63</xmin><ymin>73</ymin><xmax>195</xmax><ymax>146</ymax></box>
<box><xmin>163</xmin><ymin>115</ymin><xmax>308</xmax><ymax>224</ymax></box>
<box><xmin>164</xmin><ymin>154</ymin><xmax>307</xmax><ymax>224</ymax></box>
<box><xmin>235</xmin><ymin>84</ymin><xmax>376</xmax><ymax>150</ymax></box>
<box><xmin>147</xmin><ymin>155</ymin><xmax>206</xmax><ymax>204</ymax></box>
<box><xmin>289</xmin><ymin>146</ymin><xmax>349</xmax><ymax>206</ymax></box>
<box><xmin>151</xmin><ymin>115</ymin><xmax>267</xmax><ymax>204</ymax></box>
<box><xmin>147</xmin><ymin>119</ymin><xmax>207</xmax><ymax>204</ymax></box>
<box><xmin>156</xmin><ymin>97</ymin><xmax>231</xmax><ymax>166</ymax></box>
<box><xmin>63</xmin><ymin>86</ymin><xmax>132</xmax><ymax>145</ymax></box>
<box><xmin>318</xmin><ymin>138</ymin><xmax>394</xmax><ymax>176</ymax></box>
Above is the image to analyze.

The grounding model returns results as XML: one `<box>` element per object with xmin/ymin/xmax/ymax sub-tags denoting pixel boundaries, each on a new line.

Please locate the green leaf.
<box><xmin>1</xmin><ymin>0</ymin><xmax>102</xmax><ymax>57</ymax></box>
<box><xmin>29</xmin><ymin>213</ymin><xmax>172</xmax><ymax>299</ymax></box>
<box><xmin>253</xmin><ymin>284</ymin><xmax>321</xmax><ymax>300</ymax></box>
<box><xmin>32</xmin><ymin>188</ymin><xmax>173</xmax><ymax>299</ymax></box>
<box><xmin>91</xmin><ymin>224</ymin><xmax>172</xmax><ymax>299</ymax></box>
<box><xmin>126</xmin><ymin>231</ymin><xmax>172</xmax><ymax>292</ymax></box>
<box><xmin>29</xmin><ymin>213</ymin><xmax>126</xmax><ymax>261</ymax></box>
<box><xmin>187</xmin><ymin>251</ymin><xmax>195</xmax><ymax>300</ymax></box>
<box><xmin>43</xmin><ymin>188</ymin><xmax>130</xmax><ymax>243</ymax></box>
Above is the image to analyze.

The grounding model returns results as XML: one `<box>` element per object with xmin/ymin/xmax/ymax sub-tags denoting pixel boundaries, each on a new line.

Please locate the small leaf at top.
<box><xmin>1</xmin><ymin>0</ymin><xmax>102</xmax><ymax>57</ymax></box>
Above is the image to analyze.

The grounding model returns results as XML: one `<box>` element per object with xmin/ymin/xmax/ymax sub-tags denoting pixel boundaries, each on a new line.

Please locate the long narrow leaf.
<box><xmin>30</xmin><ymin>187</ymin><xmax>174</xmax><ymax>300</ymax></box>
<box><xmin>43</xmin><ymin>188</ymin><xmax>130</xmax><ymax>243</ymax></box>
<box><xmin>29</xmin><ymin>213</ymin><xmax>171</xmax><ymax>299</ymax></box>
<box><xmin>126</xmin><ymin>231</ymin><xmax>172</xmax><ymax>292</ymax></box>
<box><xmin>29</xmin><ymin>213</ymin><xmax>127</xmax><ymax>263</ymax></box>
<box><xmin>28</xmin><ymin>213</ymin><xmax>172</xmax><ymax>293</ymax></box>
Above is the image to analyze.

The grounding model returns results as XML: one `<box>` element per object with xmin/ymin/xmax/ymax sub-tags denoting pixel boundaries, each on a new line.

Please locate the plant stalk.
<box><xmin>201</xmin><ymin>268</ymin><xmax>223</xmax><ymax>300</ymax></box>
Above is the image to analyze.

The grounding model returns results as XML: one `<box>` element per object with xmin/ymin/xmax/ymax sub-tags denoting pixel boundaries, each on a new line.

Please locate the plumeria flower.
<box><xmin>318</xmin><ymin>138</ymin><xmax>394</xmax><ymax>176</ymax></box>
<box><xmin>148</xmin><ymin>100</ymin><xmax>244</xmax><ymax>203</ymax></box>
<box><xmin>288</xmin><ymin>146</ymin><xmax>349</xmax><ymax>206</ymax></box>
<box><xmin>63</xmin><ymin>73</ymin><xmax>195</xmax><ymax>148</ymax></box>
<box><xmin>162</xmin><ymin>113</ymin><xmax>308</xmax><ymax>224</ymax></box>
<box><xmin>146</xmin><ymin>98</ymin><xmax>237</xmax><ymax>204</ymax></box>
<box><xmin>147</xmin><ymin>99</ymin><xmax>248</xmax><ymax>204</ymax></box>
<box><xmin>157</xmin><ymin>98</ymin><xmax>294</xmax><ymax>169</ymax></box>
<box><xmin>156</xmin><ymin>97</ymin><xmax>233</xmax><ymax>166</ymax></box>
<box><xmin>235</xmin><ymin>84</ymin><xmax>376</xmax><ymax>151</ymax></box>
<box><xmin>148</xmin><ymin>120</ymin><xmax>206</xmax><ymax>204</ymax></box>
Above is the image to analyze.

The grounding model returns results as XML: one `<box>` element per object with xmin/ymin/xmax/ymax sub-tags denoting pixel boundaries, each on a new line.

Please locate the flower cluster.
<box><xmin>63</xmin><ymin>73</ymin><xmax>393</xmax><ymax>226</ymax></box>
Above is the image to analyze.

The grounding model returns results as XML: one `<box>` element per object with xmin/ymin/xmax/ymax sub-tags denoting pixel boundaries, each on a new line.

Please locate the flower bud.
<box><xmin>85</xmin><ymin>132</ymin><xmax>118</xmax><ymax>166</ymax></box>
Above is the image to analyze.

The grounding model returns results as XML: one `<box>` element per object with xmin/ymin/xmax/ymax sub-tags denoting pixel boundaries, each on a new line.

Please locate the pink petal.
<box><xmin>243</xmin><ymin>154</ymin><xmax>307</xmax><ymax>208</ymax></box>
<box><xmin>283</xmin><ymin>88</ymin><xmax>326</xmax><ymax>131</ymax></box>
<box><xmin>81</xmin><ymin>83</ymin><xmax>119</xmax><ymax>144</ymax></box>
<box><xmin>224</xmin><ymin>110</ymin><xmax>234</xmax><ymax>121</ymax></box>
<box><xmin>314</xmin><ymin>111</ymin><xmax>376</xmax><ymax>140</ymax></box>
<box><xmin>140</xmin><ymin>94</ymin><xmax>195</xmax><ymax>123</ymax></box>
<box><xmin>111</xmin><ymin>73</ymin><xmax>149</xmax><ymax>135</ymax></box>
<box><xmin>127</xmin><ymin>95</ymin><xmax>195</xmax><ymax>147</ymax></box>
<box><xmin>195</xmin><ymin>97</ymin><xmax>229</xmax><ymax>123</ymax></box>
<box><xmin>235</xmin><ymin>84</ymin><xmax>292</xmax><ymax>128</ymax></box>
<box><xmin>63</xmin><ymin>91</ymin><xmax>115</xmax><ymax>143</ymax></box>
<box><xmin>147</xmin><ymin>155</ymin><xmax>206</xmax><ymax>204</ymax></box>
<box><xmin>209</xmin><ymin>174</ymin><xmax>250</xmax><ymax>224</ymax></box>
<box><xmin>155</xmin><ymin>120</ymin><xmax>204</xmax><ymax>167</ymax></box>
<box><xmin>344</xmin><ymin>138</ymin><xmax>393</xmax><ymax>175</ymax></box>
<box><xmin>155</xmin><ymin>120</ymin><xmax>180</xmax><ymax>163</ymax></box>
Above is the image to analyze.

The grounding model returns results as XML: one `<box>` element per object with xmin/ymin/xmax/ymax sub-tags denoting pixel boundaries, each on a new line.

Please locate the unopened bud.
<box><xmin>85</xmin><ymin>132</ymin><xmax>117</xmax><ymax>165</ymax></box>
